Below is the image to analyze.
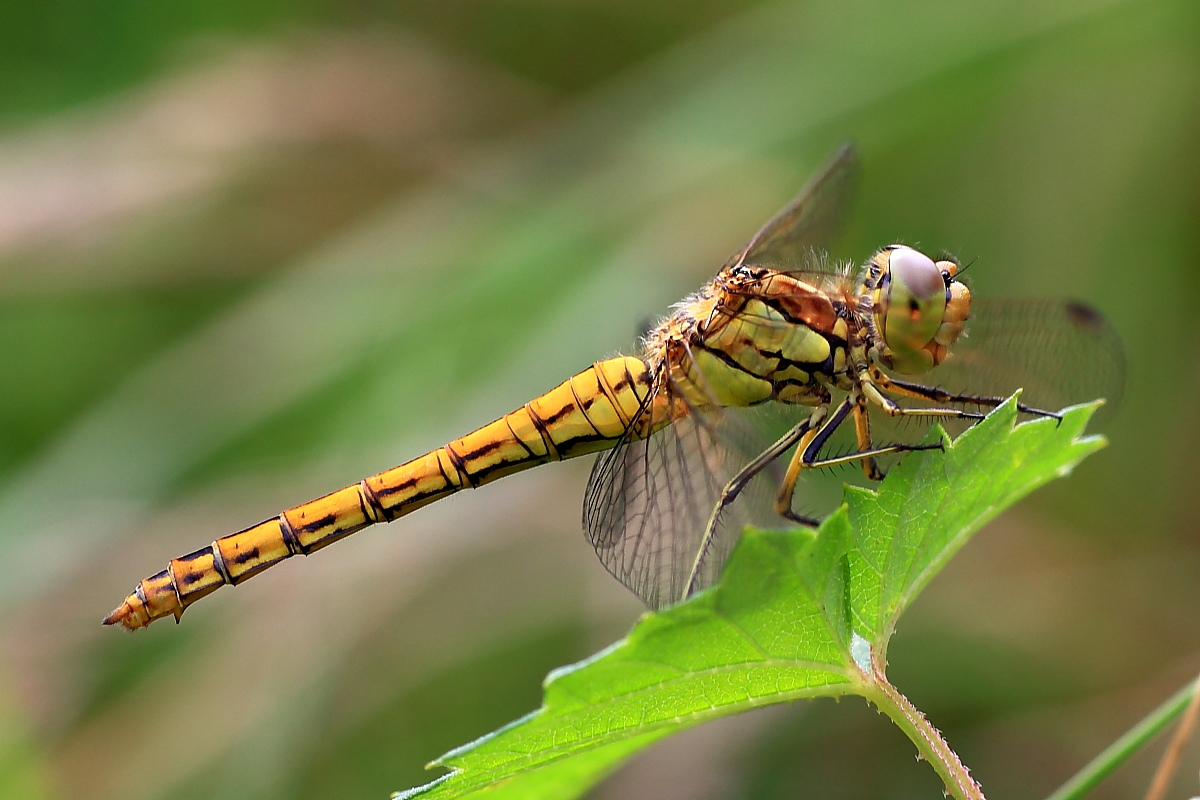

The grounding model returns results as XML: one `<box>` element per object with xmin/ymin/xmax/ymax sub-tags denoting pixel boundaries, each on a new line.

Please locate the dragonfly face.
<box><xmin>867</xmin><ymin>245</ymin><xmax>971</xmax><ymax>375</ymax></box>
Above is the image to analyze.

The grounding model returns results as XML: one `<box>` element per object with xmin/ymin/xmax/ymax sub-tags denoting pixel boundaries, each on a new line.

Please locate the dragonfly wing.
<box><xmin>928</xmin><ymin>297</ymin><xmax>1125</xmax><ymax>415</ymax></box>
<box><xmin>583</xmin><ymin>390</ymin><xmax>779</xmax><ymax>609</ymax></box>
<box><xmin>729</xmin><ymin>143</ymin><xmax>860</xmax><ymax>274</ymax></box>
<box><xmin>867</xmin><ymin>297</ymin><xmax>1124</xmax><ymax>451</ymax></box>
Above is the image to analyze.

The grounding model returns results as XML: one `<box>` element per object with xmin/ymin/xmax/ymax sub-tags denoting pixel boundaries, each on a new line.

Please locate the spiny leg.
<box><xmin>773</xmin><ymin>424</ymin><xmax>820</xmax><ymax>523</ymax></box>
<box><xmin>869</xmin><ymin>366</ymin><xmax>1062</xmax><ymax>422</ymax></box>
<box><xmin>859</xmin><ymin>370</ymin><xmax>986</xmax><ymax>422</ymax></box>
<box><xmin>852</xmin><ymin>394</ymin><xmax>883</xmax><ymax>481</ymax></box>
<box><xmin>681</xmin><ymin>407</ymin><xmax>826</xmax><ymax>601</ymax></box>
<box><xmin>772</xmin><ymin>396</ymin><xmax>943</xmax><ymax>522</ymax></box>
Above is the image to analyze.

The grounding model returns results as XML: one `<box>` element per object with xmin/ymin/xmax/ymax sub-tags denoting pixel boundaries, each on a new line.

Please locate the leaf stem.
<box><xmin>1044</xmin><ymin>676</ymin><xmax>1200</xmax><ymax>800</ymax></box>
<box><xmin>863</xmin><ymin>664</ymin><xmax>986</xmax><ymax>800</ymax></box>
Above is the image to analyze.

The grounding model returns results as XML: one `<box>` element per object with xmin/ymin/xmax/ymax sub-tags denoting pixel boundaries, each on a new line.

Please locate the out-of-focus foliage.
<box><xmin>0</xmin><ymin>1</ymin><xmax>1196</xmax><ymax>799</ymax></box>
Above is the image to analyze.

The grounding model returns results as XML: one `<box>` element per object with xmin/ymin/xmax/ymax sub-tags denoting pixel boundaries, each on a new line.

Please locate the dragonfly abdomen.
<box><xmin>104</xmin><ymin>356</ymin><xmax>658</xmax><ymax>630</ymax></box>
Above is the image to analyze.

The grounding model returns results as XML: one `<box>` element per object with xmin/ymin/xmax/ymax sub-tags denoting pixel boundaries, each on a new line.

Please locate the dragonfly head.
<box><xmin>870</xmin><ymin>245</ymin><xmax>971</xmax><ymax>374</ymax></box>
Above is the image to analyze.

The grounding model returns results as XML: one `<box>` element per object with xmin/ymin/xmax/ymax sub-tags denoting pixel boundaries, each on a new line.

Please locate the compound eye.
<box><xmin>877</xmin><ymin>247</ymin><xmax>949</xmax><ymax>373</ymax></box>
<box><xmin>889</xmin><ymin>247</ymin><xmax>944</xmax><ymax>306</ymax></box>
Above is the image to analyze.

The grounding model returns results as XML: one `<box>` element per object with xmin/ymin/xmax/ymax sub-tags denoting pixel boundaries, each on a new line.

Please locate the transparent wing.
<box><xmin>583</xmin><ymin>388</ymin><xmax>780</xmax><ymax>609</ymax></box>
<box><xmin>871</xmin><ymin>298</ymin><xmax>1125</xmax><ymax>447</ymax></box>
<box><xmin>727</xmin><ymin>143</ymin><xmax>860</xmax><ymax>274</ymax></box>
<box><xmin>929</xmin><ymin>298</ymin><xmax>1125</xmax><ymax>413</ymax></box>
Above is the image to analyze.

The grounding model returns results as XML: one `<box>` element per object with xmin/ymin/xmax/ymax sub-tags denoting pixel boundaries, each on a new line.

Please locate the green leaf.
<box><xmin>397</xmin><ymin>396</ymin><xmax>1106</xmax><ymax>800</ymax></box>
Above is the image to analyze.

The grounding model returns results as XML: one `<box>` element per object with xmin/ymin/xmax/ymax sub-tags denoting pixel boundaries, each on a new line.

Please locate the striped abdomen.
<box><xmin>104</xmin><ymin>356</ymin><xmax>662</xmax><ymax>630</ymax></box>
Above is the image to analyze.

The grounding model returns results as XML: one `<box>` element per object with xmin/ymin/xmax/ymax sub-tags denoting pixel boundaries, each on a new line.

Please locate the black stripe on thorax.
<box><xmin>745</xmin><ymin>338</ymin><xmax>836</xmax><ymax>375</ymax></box>
<box><xmin>700</xmin><ymin>337</ymin><xmax>842</xmax><ymax>390</ymax></box>
<box><xmin>770</xmin><ymin>376</ymin><xmax>830</xmax><ymax>394</ymax></box>
<box><xmin>694</xmin><ymin>341</ymin><xmax>773</xmax><ymax>382</ymax></box>
<box><xmin>775</xmin><ymin>352</ymin><xmax>838</xmax><ymax>379</ymax></box>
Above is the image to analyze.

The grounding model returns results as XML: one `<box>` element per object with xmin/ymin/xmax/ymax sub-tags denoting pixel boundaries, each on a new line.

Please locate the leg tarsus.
<box><xmin>1016</xmin><ymin>402</ymin><xmax>1062</xmax><ymax>425</ymax></box>
<box><xmin>872</xmin><ymin>369</ymin><xmax>1064</xmax><ymax>425</ymax></box>
<box><xmin>779</xmin><ymin>508</ymin><xmax>821</xmax><ymax>526</ymax></box>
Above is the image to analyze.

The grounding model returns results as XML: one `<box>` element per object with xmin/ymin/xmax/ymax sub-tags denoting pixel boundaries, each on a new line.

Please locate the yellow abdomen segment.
<box><xmin>104</xmin><ymin>357</ymin><xmax>657</xmax><ymax>630</ymax></box>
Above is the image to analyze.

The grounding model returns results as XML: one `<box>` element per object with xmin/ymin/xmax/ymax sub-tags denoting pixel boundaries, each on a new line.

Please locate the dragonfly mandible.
<box><xmin>105</xmin><ymin>145</ymin><xmax>1123</xmax><ymax>629</ymax></box>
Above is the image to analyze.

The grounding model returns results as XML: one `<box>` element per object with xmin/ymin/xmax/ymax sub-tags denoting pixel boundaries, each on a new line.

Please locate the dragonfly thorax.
<box><xmin>650</xmin><ymin>266</ymin><xmax>858</xmax><ymax>410</ymax></box>
<box><xmin>867</xmin><ymin>245</ymin><xmax>970</xmax><ymax>375</ymax></box>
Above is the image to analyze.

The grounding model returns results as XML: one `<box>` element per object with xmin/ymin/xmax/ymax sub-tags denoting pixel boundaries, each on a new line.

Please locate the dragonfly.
<box><xmin>104</xmin><ymin>145</ymin><xmax>1123</xmax><ymax>629</ymax></box>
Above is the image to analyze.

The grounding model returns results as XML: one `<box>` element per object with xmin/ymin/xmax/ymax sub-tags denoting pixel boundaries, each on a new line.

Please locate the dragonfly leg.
<box><xmin>772</xmin><ymin>423</ymin><xmax>822</xmax><ymax>524</ymax></box>
<box><xmin>772</xmin><ymin>395</ymin><xmax>943</xmax><ymax>522</ymax></box>
<box><xmin>682</xmin><ymin>409</ymin><xmax>824</xmax><ymax>601</ymax></box>
<box><xmin>852</xmin><ymin>393</ymin><xmax>884</xmax><ymax>481</ymax></box>
<box><xmin>870</xmin><ymin>367</ymin><xmax>1063</xmax><ymax>422</ymax></box>
<box><xmin>859</xmin><ymin>369</ymin><xmax>986</xmax><ymax>422</ymax></box>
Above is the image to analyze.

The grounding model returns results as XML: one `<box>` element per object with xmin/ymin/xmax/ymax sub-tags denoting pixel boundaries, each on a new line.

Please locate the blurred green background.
<box><xmin>0</xmin><ymin>0</ymin><xmax>1197</xmax><ymax>798</ymax></box>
